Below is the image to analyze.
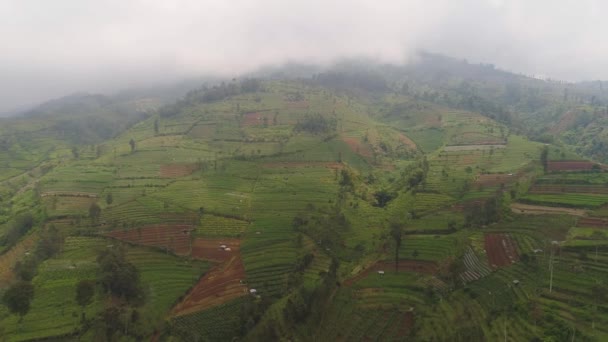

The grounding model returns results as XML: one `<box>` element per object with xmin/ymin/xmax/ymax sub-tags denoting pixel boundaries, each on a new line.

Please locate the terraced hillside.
<box><xmin>1</xmin><ymin>73</ymin><xmax>608</xmax><ymax>342</ymax></box>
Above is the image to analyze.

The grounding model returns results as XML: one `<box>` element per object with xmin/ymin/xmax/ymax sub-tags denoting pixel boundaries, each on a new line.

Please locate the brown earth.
<box><xmin>171</xmin><ymin>254</ymin><xmax>247</xmax><ymax>317</ymax></box>
<box><xmin>160</xmin><ymin>164</ymin><xmax>198</xmax><ymax>178</ymax></box>
<box><xmin>105</xmin><ymin>225</ymin><xmax>194</xmax><ymax>255</ymax></box>
<box><xmin>485</xmin><ymin>233</ymin><xmax>519</xmax><ymax>269</ymax></box>
<box><xmin>547</xmin><ymin>161</ymin><xmax>599</xmax><ymax>172</ymax></box>
<box><xmin>241</xmin><ymin>112</ymin><xmax>271</xmax><ymax>127</ymax></box>
<box><xmin>191</xmin><ymin>238</ymin><xmax>240</xmax><ymax>262</ymax></box>
<box><xmin>577</xmin><ymin>217</ymin><xmax>608</xmax><ymax>228</ymax></box>
<box><xmin>0</xmin><ymin>234</ymin><xmax>38</xmax><ymax>288</ymax></box>
<box><xmin>397</xmin><ymin>133</ymin><xmax>417</xmax><ymax>150</ymax></box>
<box><xmin>342</xmin><ymin>137</ymin><xmax>374</xmax><ymax>159</ymax></box>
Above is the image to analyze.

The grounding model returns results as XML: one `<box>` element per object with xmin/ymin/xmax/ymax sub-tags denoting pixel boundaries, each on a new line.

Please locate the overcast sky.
<box><xmin>1</xmin><ymin>0</ymin><xmax>607</xmax><ymax>113</ymax></box>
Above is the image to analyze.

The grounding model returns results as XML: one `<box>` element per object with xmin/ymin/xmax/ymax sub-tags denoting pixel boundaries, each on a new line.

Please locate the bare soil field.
<box><xmin>160</xmin><ymin>164</ymin><xmax>198</xmax><ymax>178</ymax></box>
<box><xmin>171</xmin><ymin>255</ymin><xmax>247</xmax><ymax>317</ymax></box>
<box><xmin>547</xmin><ymin>161</ymin><xmax>598</xmax><ymax>172</ymax></box>
<box><xmin>0</xmin><ymin>234</ymin><xmax>38</xmax><ymax>287</ymax></box>
<box><xmin>191</xmin><ymin>238</ymin><xmax>240</xmax><ymax>262</ymax></box>
<box><xmin>342</xmin><ymin>137</ymin><xmax>374</xmax><ymax>159</ymax></box>
<box><xmin>105</xmin><ymin>224</ymin><xmax>194</xmax><ymax>255</ymax></box>
<box><xmin>485</xmin><ymin>233</ymin><xmax>519</xmax><ymax>269</ymax></box>
<box><xmin>398</xmin><ymin>133</ymin><xmax>417</xmax><ymax>150</ymax></box>
<box><xmin>577</xmin><ymin>217</ymin><xmax>608</xmax><ymax>228</ymax></box>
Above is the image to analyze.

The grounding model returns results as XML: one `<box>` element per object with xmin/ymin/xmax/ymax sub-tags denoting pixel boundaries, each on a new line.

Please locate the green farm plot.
<box><xmin>488</xmin><ymin>135</ymin><xmax>542</xmax><ymax>173</ymax></box>
<box><xmin>536</xmin><ymin>172</ymin><xmax>608</xmax><ymax>185</ymax></box>
<box><xmin>412</xmin><ymin>192</ymin><xmax>456</xmax><ymax>215</ymax></box>
<box><xmin>0</xmin><ymin>237</ymin><xmax>104</xmax><ymax>341</ymax></box>
<box><xmin>127</xmin><ymin>247</ymin><xmax>209</xmax><ymax>331</ymax></box>
<box><xmin>0</xmin><ymin>236</ymin><xmax>208</xmax><ymax>341</ymax></box>
<box><xmin>168</xmin><ymin>298</ymin><xmax>246</xmax><ymax>341</ymax></box>
<box><xmin>241</xmin><ymin>236</ymin><xmax>297</xmax><ymax>297</ymax></box>
<box><xmin>101</xmin><ymin>197</ymin><xmax>193</xmax><ymax>226</ymax></box>
<box><xmin>40</xmin><ymin>163</ymin><xmax>115</xmax><ymax>195</ymax></box>
<box><xmin>403</xmin><ymin>128</ymin><xmax>445</xmax><ymax>153</ymax></box>
<box><xmin>400</xmin><ymin>234</ymin><xmax>462</xmax><ymax>262</ymax></box>
<box><xmin>520</xmin><ymin>193</ymin><xmax>608</xmax><ymax>209</ymax></box>
<box><xmin>151</xmin><ymin>175</ymin><xmax>254</xmax><ymax>219</ymax></box>
<box><xmin>197</xmin><ymin>215</ymin><xmax>249</xmax><ymax>237</ymax></box>
<box><xmin>406</xmin><ymin>210</ymin><xmax>464</xmax><ymax>232</ymax></box>
<box><xmin>250</xmin><ymin>167</ymin><xmax>339</xmax><ymax>220</ymax></box>
<box><xmin>42</xmin><ymin>195</ymin><xmax>96</xmax><ymax>217</ymax></box>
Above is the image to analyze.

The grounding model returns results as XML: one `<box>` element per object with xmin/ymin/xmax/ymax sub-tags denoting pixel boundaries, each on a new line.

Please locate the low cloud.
<box><xmin>1</xmin><ymin>0</ymin><xmax>607</xmax><ymax>112</ymax></box>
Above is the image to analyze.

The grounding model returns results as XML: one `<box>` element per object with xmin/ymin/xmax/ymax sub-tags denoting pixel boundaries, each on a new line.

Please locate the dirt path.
<box><xmin>510</xmin><ymin>203</ymin><xmax>587</xmax><ymax>217</ymax></box>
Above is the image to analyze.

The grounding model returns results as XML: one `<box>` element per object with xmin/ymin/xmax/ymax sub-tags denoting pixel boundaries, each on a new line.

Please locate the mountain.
<box><xmin>1</xmin><ymin>56</ymin><xmax>608</xmax><ymax>341</ymax></box>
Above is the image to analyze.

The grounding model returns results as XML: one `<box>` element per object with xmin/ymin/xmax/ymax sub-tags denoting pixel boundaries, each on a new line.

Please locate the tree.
<box><xmin>36</xmin><ymin>224</ymin><xmax>63</xmax><ymax>260</ymax></box>
<box><xmin>154</xmin><ymin>118</ymin><xmax>159</xmax><ymax>135</ymax></box>
<box><xmin>390</xmin><ymin>222</ymin><xmax>403</xmax><ymax>272</ymax></box>
<box><xmin>106</xmin><ymin>193</ymin><xmax>113</xmax><ymax>206</ymax></box>
<box><xmin>129</xmin><ymin>138</ymin><xmax>136</xmax><ymax>153</ymax></box>
<box><xmin>97</xmin><ymin>247</ymin><xmax>143</xmax><ymax>304</ymax></box>
<box><xmin>75</xmin><ymin>279</ymin><xmax>95</xmax><ymax>320</ymax></box>
<box><xmin>2</xmin><ymin>281</ymin><xmax>34</xmax><ymax>321</ymax></box>
<box><xmin>89</xmin><ymin>203</ymin><xmax>101</xmax><ymax>223</ymax></box>
<box><xmin>71</xmin><ymin>146</ymin><xmax>79</xmax><ymax>159</ymax></box>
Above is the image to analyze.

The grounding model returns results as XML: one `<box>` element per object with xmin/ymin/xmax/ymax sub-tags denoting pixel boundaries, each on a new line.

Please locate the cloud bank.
<box><xmin>1</xmin><ymin>0</ymin><xmax>607</xmax><ymax>112</ymax></box>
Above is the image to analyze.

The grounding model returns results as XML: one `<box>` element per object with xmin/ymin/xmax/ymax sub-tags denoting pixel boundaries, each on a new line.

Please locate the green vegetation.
<box><xmin>2</xmin><ymin>59</ymin><xmax>608</xmax><ymax>341</ymax></box>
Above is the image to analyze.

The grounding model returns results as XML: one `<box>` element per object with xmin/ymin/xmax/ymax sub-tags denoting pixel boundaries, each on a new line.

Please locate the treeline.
<box><xmin>159</xmin><ymin>78</ymin><xmax>262</xmax><ymax>118</ymax></box>
<box><xmin>312</xmin><ymin>70</ymin><xmax>388</xmax><ymax>92</ymax></box>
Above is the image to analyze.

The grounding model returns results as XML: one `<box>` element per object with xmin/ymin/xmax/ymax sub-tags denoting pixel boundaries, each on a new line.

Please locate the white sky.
<box><xmin>1</xmin><ymin>0</ymin><xmax>607</xmax><ymax>112</ymax></box>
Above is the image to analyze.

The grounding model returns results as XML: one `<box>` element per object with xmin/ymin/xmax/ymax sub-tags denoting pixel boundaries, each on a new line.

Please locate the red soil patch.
<box><xmin>344</xmin><ymin>260</ymin><xmax>438</xmax><ymax>287</ymax></box>
<box><xmin>484</xmin><ymin>233</ymin><xmax>519</xmax><ymax>269</ymax></box>
<box><xmin>171</xmin><ymin>254</ymin><xmax>247</xmax><ymax>317</ymax></box>
<box><xmin>241</xmin><ymin>112</ymin><xmax>272</xmax><ymax>127</ymax></box>
<box><xmin>261</xmin><ymin>161</ymin><xmax>343</xmax><ymax>169</ymax></box>
<box><xmin>396</xmin><ymin>311</ymin><xmax>415</xmax><ymax>338</ymax></box>
<box><xmin>342</xmin><ymin>137</ymin><xmax>374</xmax><ymax>159</ymax></box>
<box><xmin>191</xmin><ymin>238</ymin><xmax>240</xmax><ymax>262</ymax></box>
<box><xmin>160</xmin><ymin>164</ymin><xmax>198</xmax><ymax>178</ymax></box>
<box><xmin>397</xmin><ymin>133</ymin><xmax>417</xmax><ymax>150</ymax></box>
<box><xmin>547</xmin><ymin>161</ymin><xmax>601</xmax><ymax>172</ymax></box>
<box><xmin>105</xmin><ymin>225</ymin><xmax>194</xmax><ymax>255</ymax></box>
<box><xmin>578</xmin><ymin>217</ymin><xmax>608</xmax><ymax>228</ymax></box>
<box><xmin>0</xmin><ymin>234</ymin><xmax>38</xmax><ymax>288</ymax></box>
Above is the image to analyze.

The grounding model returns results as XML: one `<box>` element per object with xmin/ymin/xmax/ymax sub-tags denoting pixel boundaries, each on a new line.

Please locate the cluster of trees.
<box><xmin>2</xmin><ymin>224</ymin><xmax>64</xmax><ymax>321</ymax></box>
<box><xmin>463</xmin><ymin>191</ymin><xmax>510</xmax><ymax>227</ymax></box>
<box><xmin>313</xmin><ymin>71</ymin><xmax>388</xmax><ymax>92</ymax></box>
<box><xmin>0</xmin><ymin>213</ymin><xmax>34</xmax><ymax>251</ymax></box>
<box><xmin>294</xmin><ymin>114</ymin><xmax>337</xmax><ymax>135</ymax></box>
